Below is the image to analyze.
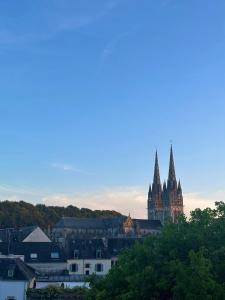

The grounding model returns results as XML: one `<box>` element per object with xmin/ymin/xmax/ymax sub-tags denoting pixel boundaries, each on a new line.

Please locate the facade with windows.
<box><xmin>67</xmin><ymin>259</ymin><xmax>111</xmax><ymax>276</ymax></box>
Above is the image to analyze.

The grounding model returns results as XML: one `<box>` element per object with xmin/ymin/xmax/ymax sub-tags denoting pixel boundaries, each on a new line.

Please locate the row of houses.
<box><xmin>0</xmin><ymin>215</ymin><xmax>162</xmax><ymax>299</ymax></box>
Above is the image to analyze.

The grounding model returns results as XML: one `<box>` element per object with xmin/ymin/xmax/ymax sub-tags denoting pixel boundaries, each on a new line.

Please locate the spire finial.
<box><xmin>168</xmin><ymin>145</ymin><xmax>176</xmax><ymax>182</ymax></box>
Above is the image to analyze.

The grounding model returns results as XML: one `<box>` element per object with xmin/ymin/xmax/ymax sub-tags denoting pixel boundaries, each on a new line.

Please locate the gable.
<box><xmin>22</xmin><ymin>227</ymin><xmax>51</xmax><ymax>243</ymax></box>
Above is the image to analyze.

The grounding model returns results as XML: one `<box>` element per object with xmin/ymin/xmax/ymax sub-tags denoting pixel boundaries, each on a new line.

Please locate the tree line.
<box><xmin>88</xmin><ymin>202</ymin><xmax>225</xmax><ymax>299</ymax></box>
<box><xmin>0</xmin><ymin>200</ymin><xmax>122</xmax><ymax>229</ymax></box>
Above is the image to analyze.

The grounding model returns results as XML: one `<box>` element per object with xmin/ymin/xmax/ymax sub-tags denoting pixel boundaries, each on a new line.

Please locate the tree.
<box><xmin>0</xmin><ymin>200</ymin><xmax>122</xmax><ymax>229</ymax></box>
<box><xmin>88</xmin><ymin>202</ymin><xmax>225</xmax><ymax>300</ymax></box>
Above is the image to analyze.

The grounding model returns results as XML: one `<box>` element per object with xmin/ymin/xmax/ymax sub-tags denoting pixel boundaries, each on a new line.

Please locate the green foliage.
<box><xmin>27</xmin><ymin>286</ymin><xmax>87</xmax><ymax>300</ymax></box>
<box><xmin>0</xmin><ymin>200</ymin><xmax>122</xmax><ymax>228</ymax></box>
<box><xmin>88</xmin><ymin>202</ymin><xmax>225</xmax><ymax>300</ymax></box>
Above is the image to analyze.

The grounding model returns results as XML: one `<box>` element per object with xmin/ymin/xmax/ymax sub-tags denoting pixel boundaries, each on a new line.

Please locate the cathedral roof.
<box><xmin>55</xmin><ymin>217</ymin><xmax>126</xmax><ymax>229</ymax></box>
<box><xmin>133</xmin><ymin>219</ymin><xmax>162</xmax><ymax>230</ymax></box>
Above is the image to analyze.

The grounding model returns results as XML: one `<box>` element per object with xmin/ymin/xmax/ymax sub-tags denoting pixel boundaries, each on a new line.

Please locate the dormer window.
<box><xmin>51</xmin><ymin>252</ymin><xmax>59</xmax><ymax>259</ymax></box>
<box><xmin>8</xmin><ymin>267</ymin><xmax>14</xmax><ymax>278</ymax></box>
<box><xmin>96</xmin><ymin>249</ymin><xmax>102</xmax><ymax>259</ymax></box>
<box><xmin>30</xmin><ymin>253</ymin><xmax>38</xmax><ymax>259</ymax></box>
<box><xmin>74</xmin><ymin>250</ymin><xmax>79</xmax><ymax>259</ymax></box>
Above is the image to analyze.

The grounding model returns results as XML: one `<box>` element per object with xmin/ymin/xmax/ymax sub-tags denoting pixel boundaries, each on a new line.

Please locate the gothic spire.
<box><xmin>148</xmin><ymin>184</ymin><xmax>152</xmax><ymax>197</ymax></box>
<box><xmin>153</xmin><ymin>151</ymin><xmax>161</xmax><ymax>185</ymax></box>
<box><xmin>177</xmin><ymin>180</ymin><xmax>182</xmax><ymax>193</ymax></box>
<box><xmin>163</xmin><ymin>181</ymin><xmax>167</xmax><ymax>192</ymax></box>
<box><xmin>168</xmin><ymin>145</ymin><xmax>176</xmax><ymax>182</ymax></box>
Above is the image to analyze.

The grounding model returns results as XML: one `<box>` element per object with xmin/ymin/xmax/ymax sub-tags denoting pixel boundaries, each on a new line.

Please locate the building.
<box><xmin>148</xmin><ymin>146</ymin><xmax>184</xmax><ymax>223</ymax></box>
<box><xmin>67</xmin><ymin>237</ymin><xmax>140</xmax><ymax>277</ymax></box>
<box><xmin>0</xmin><ymin>256</ymin><xmax>35</xmax><ymax>300</ymax></box>
<box><xmin>0</xmin><ymin>226</ymin><xmax>67</xmax><ymax>275</ymax></box>
<box><xmin>52</xmin><ymin>216</ymin><xmax>162</xmax><ymax>249</ymax></box>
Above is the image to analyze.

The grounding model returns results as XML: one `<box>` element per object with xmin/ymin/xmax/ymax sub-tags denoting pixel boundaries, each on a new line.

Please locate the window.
<box><xmin>96</xmin><ymin>249</ymin><xmax>102</xmax><ymax>259</ymax></box>
<box><xmin>51</xmin><ymin>252</ymin><xmax>59</xmax><ymax>259</ymax></box>
<box><xmin>74</xmin><ymin>250</ymin><xmax>79</xmax><ymax>259</ymax></box>
<box><xmin>95</xmin><ymin>263</ymin><xmax>103</xmax><ymax>272</ymax></box>
<box><xmin>85</xmin><ymin>263</ymin><xmax>90</xmax><ymax>268</ymax></box>
<box><xmin>7</xmin><ymin>267</ymin><xmax>15</xmax><ymax>277</ymax></box>
<box><xmin>6</xmin><ymin>297</ymin><xmax>16</xmax><ymax>300</ymax></box>
<box><xmin>85</xmin><ymin>270</ymin><xmax>90</xmax><ymax>275</ymax></box>
<box><xmin>30</xmin><ymin>253</ymin><xmax>38</xmax><ymax>259</ymax></box>
<box><xmin>70</xmin><ymin>263</ymin><xmax>78</xmax><ymax>272</ymax></box>
<box><xmin>111</xmin><ymin>260</ymin><xmax>118</xmax><ymax>267</ymax></box>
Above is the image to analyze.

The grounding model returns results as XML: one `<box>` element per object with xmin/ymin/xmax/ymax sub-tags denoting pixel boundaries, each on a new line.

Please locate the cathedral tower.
<box><xmin>148</xmin><ymin>147</ymin><xmax>184</xmax><ymax>223</ymax></box>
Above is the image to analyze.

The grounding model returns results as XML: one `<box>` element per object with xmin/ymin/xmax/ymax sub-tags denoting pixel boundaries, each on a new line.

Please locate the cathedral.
<box><xmin>148</xmin><ymin>146</ymin><xmax>184</xmax><ymax>223</ymax></box>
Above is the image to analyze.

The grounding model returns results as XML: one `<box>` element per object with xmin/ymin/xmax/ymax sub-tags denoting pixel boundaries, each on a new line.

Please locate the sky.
<box><xmin>0</xmin><ymin>0</ymin><xmax>225</xmax><ymax>218</ymax></box>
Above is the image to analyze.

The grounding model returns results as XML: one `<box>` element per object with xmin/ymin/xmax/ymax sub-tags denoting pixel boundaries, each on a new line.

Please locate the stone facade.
<box><xmin>148</xmin><ymin>146</ymin><xmax>184</xmax><ymax>223</ymax></box>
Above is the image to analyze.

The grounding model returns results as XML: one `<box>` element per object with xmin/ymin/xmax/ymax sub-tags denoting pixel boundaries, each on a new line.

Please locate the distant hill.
<box><xmin>0</xmin><ymin>200</ymin><xmax>122</xmax><ymax>229</ymax></box>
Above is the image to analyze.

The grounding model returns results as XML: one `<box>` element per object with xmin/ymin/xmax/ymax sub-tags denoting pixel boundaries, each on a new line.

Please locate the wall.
<box><xmin>67</xmin><ymin>259</ymin><xmax>112</xmax><ymax>276</ymax></box>
<box><xmin>0</xmin><ymin>281</ymin><xmax>27</xmax><ymax>300</ymax></box>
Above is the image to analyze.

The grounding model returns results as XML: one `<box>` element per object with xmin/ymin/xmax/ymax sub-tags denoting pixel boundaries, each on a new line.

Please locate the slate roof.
<box><xmin>68</xmin><ymin>237</ymin><xmax>142</xmax><ymax>259</ymax></box>
<box><xmin>0</xmin><ymin>239</ymin><xmax>66</xmax><ymax>263</ymax></box>
<box><xmin>134</xmin><ymin>219</ymin><xmax>162</xmax><ymax>230</ymax></box>
<box><xmin>10</xmin><ymin>242</ymin><xmax>66</xmax><ymax>263</ymax></box>
<box><xmin>68</xmin><ymin>238</ymin><xmax>112</xmax><ymax>259</ymax></box>
<box><xmin>55</xmin><ymin>217</ymin><xmax>126</xmax><ymax>229</ymax></box>
<box><xmin>0</xmin><ymin>257</ymin><xmax>35</xmax><ymax>281</ymax></box>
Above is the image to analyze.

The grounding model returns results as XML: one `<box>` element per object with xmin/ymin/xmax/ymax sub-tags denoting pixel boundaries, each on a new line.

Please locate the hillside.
<box><xmin>0</xmin><ymin>200</ymin><xmax>122</xmax><ymax>229</ymax></box>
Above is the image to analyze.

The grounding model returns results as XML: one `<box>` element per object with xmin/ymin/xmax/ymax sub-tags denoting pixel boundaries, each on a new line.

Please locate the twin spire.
<box><xmin>152</xmin><ymin>146</ymin><xmax>179</xmax><ymax>189</ymax></box>
<box><xmin>148</xmin><ymin>146</ymin><xmax>183</xmax><ymax>222</ymax></box>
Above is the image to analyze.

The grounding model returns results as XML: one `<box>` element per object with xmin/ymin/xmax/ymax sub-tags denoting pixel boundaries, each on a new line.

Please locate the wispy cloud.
<box><xmin>51</xmin><ymin>163</ymin><xmax>75</xmax><ymax>172</ymax></box>
<box><xmin>51</xmin><ymin>163</ymin><xmax>94</xmax><ymax>175</ymax></box>
<box><xmin>96</xmin><ymin>31</ymin><xmax>133</xmax><ymax>74</ymax></box>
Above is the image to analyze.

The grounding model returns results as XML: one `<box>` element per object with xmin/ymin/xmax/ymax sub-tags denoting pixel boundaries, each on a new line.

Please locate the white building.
<box><xmin>67</xmin><ymin>258</ymin><xmax>112</xmax><ymax>276</ymax></box>
<box><xmin>0</xmin><ymin>256</ymin><xmax>35</xmax><ymax>300</ymax></box>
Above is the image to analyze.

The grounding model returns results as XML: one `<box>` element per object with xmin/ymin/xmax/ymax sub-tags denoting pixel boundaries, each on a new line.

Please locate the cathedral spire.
<box><xmin>163</xmin><ymin>181</ymin><xmax>167</xmax><ymax>192</ymax></box>
<box><xmin>168</xmin><ymin>145</ymin><xmax>176</xmax><ymax>182</ymax></box>
<box><xmin>148</xmin><ymin>184</ymin><xmax>152</xmax><ymax>197</ymax></box>
<box><xmin>178</xmin><ymin>180</ymin><xmax>182</xmax><ymax>192</ymax></box>
<box><xmin>153</xmin><ymin>151</ymin><xmax>161</xmax><ymax>185</ymax></box>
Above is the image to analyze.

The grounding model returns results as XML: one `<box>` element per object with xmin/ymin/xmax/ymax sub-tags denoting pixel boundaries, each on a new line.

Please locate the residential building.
<box><xmin>0</xmin><ymin>256</ymin><xmax>35</xmax><ymax>300</ymax></box>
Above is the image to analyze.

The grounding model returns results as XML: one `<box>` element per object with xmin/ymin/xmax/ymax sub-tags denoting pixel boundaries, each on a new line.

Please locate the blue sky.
<box><xmin>0</xmin><ymin>0</ymin><xmax>225</xmax><ymax>217</ymax></box>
